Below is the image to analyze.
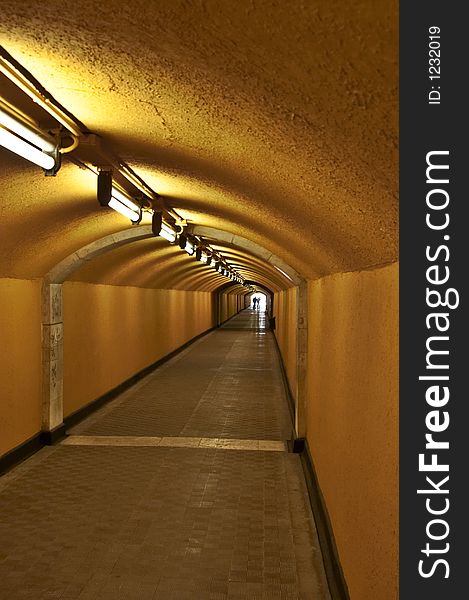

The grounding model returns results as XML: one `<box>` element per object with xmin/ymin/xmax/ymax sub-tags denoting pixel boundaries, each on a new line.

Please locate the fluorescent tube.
<box><xmin>160</xmin><ymin>222</ymin><xmax>177</xmax><ymax>243</ymax></box>
<box><xmin>0</xmin><ymin>125</ymin><xmax>55</xmax><ymax>170</ymax></box>
<box><xmin>0</xmin><ymin>107</ymin><xmax>56</xmax><ymax>153</ymax></box>
<box><xmin>111</xmin><ymin>187</ymin><xmax>140</xmax><ymax>212</ymax></box>
<box><xmin>108</xmin><ymin>197</ymin><xmax>140</xmax><ymax>222</ymax></box>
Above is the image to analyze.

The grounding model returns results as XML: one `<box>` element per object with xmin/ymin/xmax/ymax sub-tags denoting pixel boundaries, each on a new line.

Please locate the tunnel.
<box><xmin>0</xmin><ymin>2</ymin><xmax>398</xmax><ymax>599</ymax></box>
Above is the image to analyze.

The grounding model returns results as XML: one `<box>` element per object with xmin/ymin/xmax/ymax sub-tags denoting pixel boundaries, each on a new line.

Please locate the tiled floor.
<box><xmin>0</xmin><ymin>310</ymin><xmax>331</xmax><ymax>599</ymax></box>
<box><xmin>221</xmin><ymin>310</ymin><xmax>267</xmax><ymax>330</ymax></box>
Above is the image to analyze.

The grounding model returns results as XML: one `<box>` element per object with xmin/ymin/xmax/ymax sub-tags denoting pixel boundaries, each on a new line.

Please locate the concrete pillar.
<box><xmin>41</xmin><ymin>282</ymin><xmax>65</xmax><ymax>441</ymax></box>
<box><xmin>296</xmin><ymin>280</ymin><xmax>308</xmax><ymax>437</ymax></box>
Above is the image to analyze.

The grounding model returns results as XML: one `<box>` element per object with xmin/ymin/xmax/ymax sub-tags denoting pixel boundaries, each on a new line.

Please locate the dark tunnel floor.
<box><xmin>0</xmin><ymin>310</ymin><xmax>331</xmax><ymax>600</ymax></box>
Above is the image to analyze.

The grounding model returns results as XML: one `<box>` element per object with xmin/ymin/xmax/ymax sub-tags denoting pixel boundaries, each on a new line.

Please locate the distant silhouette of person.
<box><xmin>252</xmin><ymin>297</ymin><xmax>258</xmax><ymax>309</ymax></box>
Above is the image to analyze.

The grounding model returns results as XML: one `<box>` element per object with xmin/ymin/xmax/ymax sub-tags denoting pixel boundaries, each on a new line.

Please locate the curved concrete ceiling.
<box><xmin>65</xmin><ymin>236</ymin><xmax>286</xmax><ymax>292</ymax></box>
<box><xmin>45</xmin><ymin>225</ymin><xmax>298</xmax><ymax>292</ymax></box>
<box><xmin>0</xmin><ymin>0</ymin><xmax>397</xmax><ymax>290</ymax></box>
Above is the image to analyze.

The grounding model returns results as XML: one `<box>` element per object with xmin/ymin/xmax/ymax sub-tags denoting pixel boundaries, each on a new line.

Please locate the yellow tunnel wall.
<box><xmin>63</xmin><ymin>281</ymin><xmax>216</xmax><ymax>417</ymax></box>
<box><xmin>306</xmin><ymin>262</ymin><xmax>398</xmax><ymax>600</ymax></box>
<box><xmin>273</xmin><ymin>287</ymin><xmax>298</xmax><ymax>399</ymax></box>
<box><xmin>0</xmin><ymin>278</ymin><xmax>42</xmax><ymax>457</ymax></box>
<box><xmin>218</xmin><ymin>290</ymin><xmax>243</xmax><ymax>325</ymax></box>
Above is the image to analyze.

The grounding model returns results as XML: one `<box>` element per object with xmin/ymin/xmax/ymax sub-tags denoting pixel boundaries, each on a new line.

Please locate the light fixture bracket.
<box><xmin>132</xmin><ymin>208</ymin><xmax>143</xmax><ymax>225</ymax></box>
<box><xmin>152</xmin><ymin>211</ymin><xmax>163</xmax><ymax>236</ymax></box>
<box><xmin>178</xmin><ymin>233</ymin><xmax>187</xmax><ymax>250</ymax></box>
<box><xmin>97</xmin><ymin>168</ymin><xmax>113</xmax><ymax>205</ymax></box>
<box><xmin>43</xmin><ymin>145</ymin><xmax>61</xmax><ymax>176</ymax></box>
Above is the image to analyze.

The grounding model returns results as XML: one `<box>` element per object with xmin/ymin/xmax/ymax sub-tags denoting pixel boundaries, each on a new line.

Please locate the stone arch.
<box><xmin>41</xmin><ymin>227</ymin><xmax>154</xmax><ymax>438</ymax></box>
<box><xmin>41</xmin><ymin>225</ymin><xmax>307</xmax><ymax>439</ymax></box>
<box><xmin>189</xmin><ymin>225</ymin><xmax>302</xmax><ymax>286</ymax></box>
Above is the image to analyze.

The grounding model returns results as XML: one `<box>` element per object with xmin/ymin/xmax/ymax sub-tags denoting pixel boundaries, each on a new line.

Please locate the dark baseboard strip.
<box><xmin>1</xmin><ymin>324</ymin><xmax>218</xmax><ymax>476</ymax></box>
<box><xmin>271</xmin><ymin>333</ymin><xmax>348</xmax><ymax>597</ymax></box>
<box><xmin>40</xmin><ymin>424</ymin><xmax>67</xmax><ymax>446</ymax></box>
<box><xmin>271</xmin><ymin>332</ymin><xmax>296</xmax><ymax>427</ymax></box>
<box><xmin>0</xmin><ymin>432</ymin><xmax>43</xmax><ymax>476</ymax></box>
<box><xmin>295</xmin><ymin>438</ymin><xmax>350</xmax><ymax>600</ymax></box>
<box><xmin>64</xmin><ymin>325</ymin><xmax>217</xmax><ymax>429</ymax></box>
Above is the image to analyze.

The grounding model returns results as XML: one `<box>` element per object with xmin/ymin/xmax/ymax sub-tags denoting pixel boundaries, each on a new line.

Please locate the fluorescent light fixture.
<box><xmin>185</xmin><ymin>240</ymin><xmax>195</xmax><ymax>255</ymax></box>
<box><xmin>152</xmin><ymin>211</ymin><xmax>162</xmax><ymax>236</ymax></box>
<box><xmin>200</xmin><ymin>251</ymin><xmax>210</xmax><ymax>264</ymax></box>
<box><xmin>0</xmin><ymin>54</ymin><xmax>81</xmax><ymax>137</ymax></box>
<box><xmin>112</xmin><ymin>187</ymin><xmax>140</xmax><ymax>211</ymax></box>
<box><xmin>107</xmin><ymin>197</ymin><xmax>139</xmax><ymax>221</ymax></box>
<box><xmin>97</xmin><ymin>172</ymin><xmax>141</xmax><ymax>223</ymax></box>
<box><xmin>0</xmin><ymin>107</ymin><xmax>56</xmax><ymax>153</ymax></box>
<box><xmin>159</xmin><ymin>222</ymin><xmax>177</xmax><ymax>243</ymax></box>
<box><xmin>0</xmin><ymin>124</ymin><xmax>56</xmax><ymax>170</ymax></box>
<box><xmin>110</xmin><ymin>187</ymin><xmax>141</xmax><ymax>223</ymax></box>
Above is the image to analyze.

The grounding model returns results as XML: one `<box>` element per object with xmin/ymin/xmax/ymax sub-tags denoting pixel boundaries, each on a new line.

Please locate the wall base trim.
<box><xmin>40</xmin><ymin>424</ymin><xmax>67</xmax><ymax>446</ymax></box>
<box><xmin>271</xmin><ymin>332</ymin><xmax>296</xmax><ymax>428</ymax></box>
<box><xmin>271</xmin><ymin>332</ymin><xmax>347</xmax><ymax>597</ymax></box>
<box><xmin>64</xmin><ymin>325</ymin><xmax>217</xmax><ymax>429</ymax></box>
<box><xmin>295</xmin><ymin>437</ymin><xmax>350</xmax><ymax>600</ymax></box>
<box><xmin>0</xmin><ymin>433</ymin><xmax>43</xmax><ymax>476</ymax></box>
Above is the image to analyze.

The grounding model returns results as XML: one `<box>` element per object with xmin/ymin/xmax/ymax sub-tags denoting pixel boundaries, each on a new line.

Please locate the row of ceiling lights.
<box><xmin>153</xmin><ymin>211</ymin><xmax>246</xmax><ymax>285</ymax></box>
<box><xmin>0</xmin><ymin>51</ymin><xmax>248</xmax><ymax>287</ymax></box>
<box><xmin>97</xmin><ymin>168</ymin><xmax>246</xmax><ymax>284</ymax></box>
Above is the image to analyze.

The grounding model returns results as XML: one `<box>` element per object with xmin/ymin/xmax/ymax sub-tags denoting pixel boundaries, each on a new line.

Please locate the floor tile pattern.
<box><xmin>0</xmin><ymin>310</ymin><xmax>330</xmax><ymax>599</ymax></box>
<box><xmin>71</xmin><ymin>321</ymin><xmax>292</xmax><ymax>441</ymax></box>
<box><xmin>0</xmin><ymin>447</ymin><xmax>329</xmax><ymax>599</ymax></box>
<box><xmin>221</xmin><ymin>310</ymin><xmax>268</xmax><ymax>330</ymax></box>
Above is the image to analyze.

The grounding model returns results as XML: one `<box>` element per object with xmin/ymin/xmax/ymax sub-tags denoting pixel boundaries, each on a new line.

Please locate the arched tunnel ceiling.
<box><xmin>65</xmin><ymin>235</ymin><xmax>288</xmax><ymax>292</ymax></box>
<box><xmin>0</xmin><ymin>0</ymin><xmax>398</xmax><ymax>287</ymax></box>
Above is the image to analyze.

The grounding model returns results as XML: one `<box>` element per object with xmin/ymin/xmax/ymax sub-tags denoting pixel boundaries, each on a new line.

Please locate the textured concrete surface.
<box><xmin>0</xmin><ymin>1</ymin><xmax>397</xmax><ymax>282</ymax></box>
<box><xmin>0</xmin><ymin>313</ymin><xmax>330</xmax><ymax>599</ymax></box>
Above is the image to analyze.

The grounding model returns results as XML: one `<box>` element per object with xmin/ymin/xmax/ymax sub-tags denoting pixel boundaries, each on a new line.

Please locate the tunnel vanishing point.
<box><xmin>0</xmin><ymin>2</ymin><xmax>398</xmax><ymax>599</ymax></box>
